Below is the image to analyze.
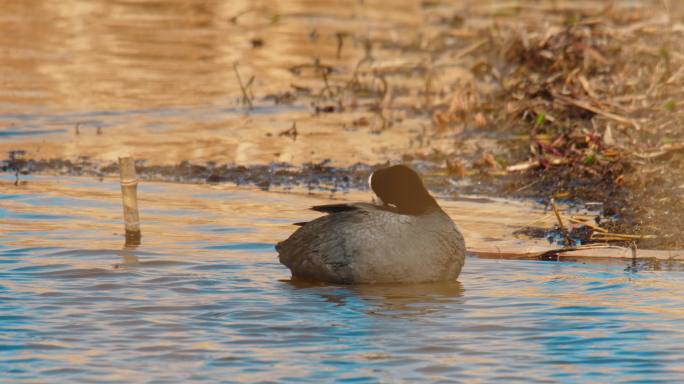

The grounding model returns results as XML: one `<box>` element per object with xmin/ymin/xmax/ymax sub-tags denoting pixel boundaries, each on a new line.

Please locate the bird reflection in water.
<box><xmin>284</xmin><ymin>279</ymin><xmax>464</xmax><ymax>317</ymax></box>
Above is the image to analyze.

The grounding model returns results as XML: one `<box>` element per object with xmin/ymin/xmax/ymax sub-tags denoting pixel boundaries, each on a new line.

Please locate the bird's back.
<box><xmin>277</xmin><ymin>203</ymin><xmax>465</xmax><ymax>284</ymax></box>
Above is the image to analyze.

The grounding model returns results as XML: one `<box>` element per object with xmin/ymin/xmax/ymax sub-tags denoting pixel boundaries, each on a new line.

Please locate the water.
<box><xmin>2</xmin><ymin>174</ymin><xmax>684</xmax><ymax>383</ymax></box>
<box><xmin>0</xmin><ymin>0</ymin><xmax>435</xmax><ymax>167</ymax></box>
<box><xmin>2</xmin><ymin>2</ymin><xmax>684</xmax><ymax>380</ymax></box>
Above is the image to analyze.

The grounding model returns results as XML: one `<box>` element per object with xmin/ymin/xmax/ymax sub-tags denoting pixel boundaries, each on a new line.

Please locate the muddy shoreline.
<box><xmin>6</xmin><ymin>149</ymin><xmax>683</xmax><ymax>250</ymax></box>
<box><xmin>0</xmin><ymin>153</ymin><xmax>645</xmax><ymax>248</ymax></box>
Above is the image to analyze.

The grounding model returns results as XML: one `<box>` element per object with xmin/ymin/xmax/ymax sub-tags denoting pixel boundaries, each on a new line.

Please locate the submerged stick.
<box><xmin>119</xmin><ymin>155</ymin><xmax>141</xmax><ymax>245</ymax></box>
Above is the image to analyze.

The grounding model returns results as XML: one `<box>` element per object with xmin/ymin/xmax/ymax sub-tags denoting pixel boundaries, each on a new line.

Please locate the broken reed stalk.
<box><xmin>550</xmin><ymin>198</ymin><xmax>572</xmax><ymax>246</ymax></box>
<box><xmin>119</xmin><ymin>155</ymin><xmax>141</xmax><ymax>245</ymax></box>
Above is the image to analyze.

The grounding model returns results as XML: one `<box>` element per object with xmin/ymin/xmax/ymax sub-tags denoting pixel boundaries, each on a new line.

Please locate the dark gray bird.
<box><xmin>276</xmin><ymin>165</ymin><xmax>466</xmax><ymax>284</ymax></box>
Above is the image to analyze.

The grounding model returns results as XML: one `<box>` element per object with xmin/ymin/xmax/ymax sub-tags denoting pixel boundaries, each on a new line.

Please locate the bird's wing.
<box><xmin>291</xmin><ymin>203</ymin><xmax>395</xmax><ymax>226</ymax></box>
<box><xmin>310</xmin><ymin>203</ymin><xmax>362</xmax><ymax>213</ymax></box>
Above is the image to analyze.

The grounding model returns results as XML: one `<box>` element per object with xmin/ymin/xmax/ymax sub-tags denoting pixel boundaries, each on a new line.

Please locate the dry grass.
<box><xmin>296</xmin><ymin>1</ymin><xmax>684</xmax><ymax>248</ymax></box>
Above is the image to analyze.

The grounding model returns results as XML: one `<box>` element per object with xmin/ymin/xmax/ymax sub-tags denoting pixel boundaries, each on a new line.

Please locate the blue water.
<box><xmin>2</xmin><ymin>174</ymin><xmax>684</xmax><ymax>383</ymax></box>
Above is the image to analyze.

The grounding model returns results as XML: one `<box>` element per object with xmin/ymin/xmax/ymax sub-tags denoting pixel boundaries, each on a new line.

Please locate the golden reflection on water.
<box><xmin>1</xmin><ymin>174</ymin><xmax>555</xmax><ymax>254</ymax></box>
<box><xmin>0</xmin><ymin>0</ymin><xmax>669</xmax><ymax>169</ymax></box>
<box><xmin>0</xmin><ymin>0</ymin><xmax>443</xmax><ymax>166</ymax></box>
<box><xmin>2</xmin><ymin>0</ymin><xmax>664</xmax><ymax>168</ymax></box>
<box><xmin>2</xmin><ymin>0</ymin><xmax>330</xmax><ymax>110</ymax></box>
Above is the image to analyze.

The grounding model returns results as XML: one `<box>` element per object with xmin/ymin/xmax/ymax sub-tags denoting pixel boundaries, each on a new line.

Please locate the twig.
<box><xmin>550</xmin><ymin>198</ymin><xmax>571</xmax><ymax>246</ymax></box>
<box><xmin>318</xmin><ymin>61</ymin><xmax>334</xmax><ymax>98</ymax></box>
<box><xmin>568</xmin><ymin>217</ymin><xmax>608</xmax><ymax>233</ymax></box>
<box><xmin>591</xmin><ymin>232</ymin><xmax>656</xmax><ymax>241</ymax></box>
<box><xmin>335</xmin><ymin>32</ymin><xmax>346</xmax><ymax>59</ymax></box>
<box><xmin>8</xmin><ymin>150</ymin><xmax>25</xmax><ymax>185</ymax></box>
<box><xmin>424</xmin><ymin>60</ymin><xmax>433</xmax><ymax>110</ymax></box>
<box><xmin>633</xmin><ymin>142</ymin><xmax>684</xmax><ymax>159</ymax></box>
<box><xmin>554</xmin><ymin>94</ymin><xmax>640</xmax><ymax>130</ymax></box>
<box><xmin>278</xmin><ymin>121</ymin><xmax>298</xmax><ymax>141</ymax></box>
<box><xmin>507</xmin><ymin>160</ymin><xmax>538</xmax><ymax>172</ymax></box>
<box><xmin>228</xmin><ymin>8</ymin><xmax>253</xmax><ymax>24</ymax></box>
<box><xmin>506</xmin><ymin>156</ymin><xmax>568</xmax><ymax>172</ymax></box>
<box><xmin>577</xmin><ymin>75</ymin><xmax>599</xmax><ymax>99</ymax></box>
<box><xmin>445</xmin><ymin>38</ymin><xmax>488</xmax><ymax>62</ymax></box>
<box><xmin>233</xmin><ymin>63</ymin><xmax>253</xmax><ymax>109</ymax></box>
<box><xmin>512</xmin><ymin>177</ymin><xmax>541</xmax><ymax>193</ymax></box>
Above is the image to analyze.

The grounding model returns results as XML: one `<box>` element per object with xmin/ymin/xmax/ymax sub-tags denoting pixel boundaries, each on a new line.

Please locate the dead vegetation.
<box><xmin>268</xmin><ymin>1</ymin><xmax>684</xmax><ymax>249</ymax></box>
<box><xmin>455</xmin><ymin>2</ymin><xmax>684</xmax><ymax>249</ymax></box>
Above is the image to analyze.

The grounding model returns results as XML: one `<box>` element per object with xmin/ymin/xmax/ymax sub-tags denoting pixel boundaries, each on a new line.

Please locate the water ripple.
<box><xmin>3</xmin><ymin>176</ymin><xmax>684</xmax><ymax>383</ymax></box>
